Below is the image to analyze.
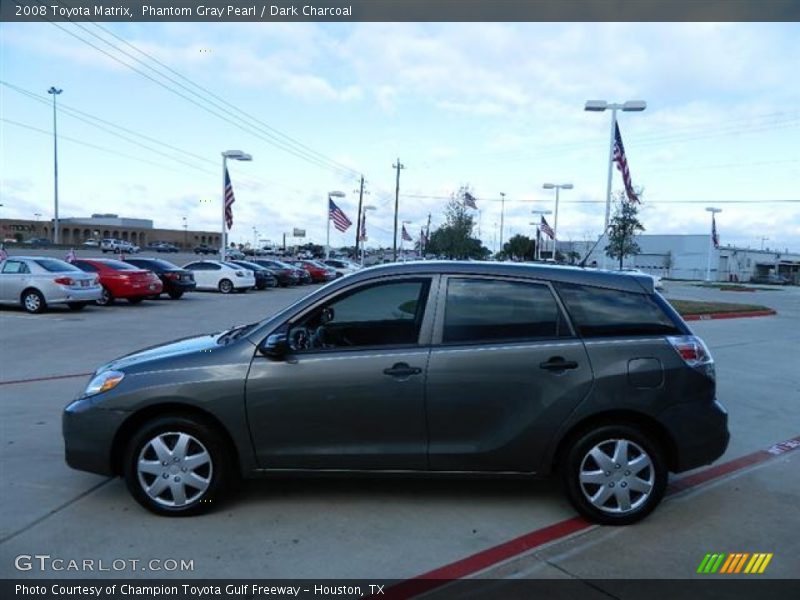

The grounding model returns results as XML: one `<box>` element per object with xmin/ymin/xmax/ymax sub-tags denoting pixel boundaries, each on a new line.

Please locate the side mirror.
<box><xmin>259</xmin><ymin>333</ymin><xmax>289</xmax><ymax>360</ymax></box>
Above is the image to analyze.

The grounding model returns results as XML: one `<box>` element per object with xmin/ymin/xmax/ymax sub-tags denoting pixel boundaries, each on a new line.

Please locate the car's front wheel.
<box><xmin>123</xmin><ymin>415</ymin><xmax>231</xmax><ymax>516</ymax></box>
<box><xmin>561</xmin><ymin>424</ymin><xmax>667</xmax><ymax>525</ymax></box>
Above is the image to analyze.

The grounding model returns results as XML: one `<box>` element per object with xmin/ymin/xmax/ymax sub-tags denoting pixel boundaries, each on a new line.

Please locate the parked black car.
<box><xmin>155</xmin><ymin>243</ymin><xmax>180</xmax><ymax>253</ymax></box>
<box><xmin>193</xmin><ymin>244</ymin><xmax>217</xmax><ymax>255</ymax></box>
<box><xmin>251</xmin><ymin>259</ymin><xmax>300</xmax><ymax>286</ymax></box>
<box><xmin>123</xmin><ymin>257</ymin><xmax>196</xmax><ymax>299</ymax></box>
<box><xmin>63</xmin><ymin>262</ymin><xmax>728</xmax><ymax>524</ymax></box>
<box><xmin>228</xmin><ymin>260</ymin><xmax>277</xmax><ymax>290</ymax></box>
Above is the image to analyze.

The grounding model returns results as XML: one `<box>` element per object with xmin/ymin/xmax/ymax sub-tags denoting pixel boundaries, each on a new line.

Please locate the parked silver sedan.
<box><xmin>0</xmin><ymin>256</ymin><xmax>102</xmax><ymax>313</ymax></box>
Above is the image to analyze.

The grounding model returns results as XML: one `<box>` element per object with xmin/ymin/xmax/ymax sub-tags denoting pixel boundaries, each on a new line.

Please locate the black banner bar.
<box><xmin>3</xmin><ymin>0</ymin><xmax>800</xmax><ymax>23</ymax></box>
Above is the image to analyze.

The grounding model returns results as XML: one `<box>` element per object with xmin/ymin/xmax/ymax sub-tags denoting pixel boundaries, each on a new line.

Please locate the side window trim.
<box><xmin>278</xmin><ymin>275</ymin><xmax>440</xmax><ymax>355</ymax></box>
<box><xmin>431</xmin><ymin>274</ymin><xmax>577</xmax><ymax>346</ymax></box>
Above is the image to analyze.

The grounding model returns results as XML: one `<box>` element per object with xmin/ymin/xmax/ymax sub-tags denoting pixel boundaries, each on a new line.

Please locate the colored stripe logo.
<box><xmin>697</xmin><ymin>553</ymin><xmax>773</xmax><ymax>574</ymax></box>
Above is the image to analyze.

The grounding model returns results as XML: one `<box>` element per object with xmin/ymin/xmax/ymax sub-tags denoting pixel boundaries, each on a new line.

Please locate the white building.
<box><xmin>556</xmin><ymin>235</ymin><xmax>800</xmax><ymax>283</ymax></box>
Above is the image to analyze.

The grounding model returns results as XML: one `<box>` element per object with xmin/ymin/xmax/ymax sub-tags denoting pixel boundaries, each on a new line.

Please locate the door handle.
<box><xmin>539</xmin><ymin>356</ymin><xmax>579</xmax><ymax>371</ymax></box>
<box><xmin>383</xmin><ymin>362</ymin><xmax>423</xmax><ymax>377</ymax></box>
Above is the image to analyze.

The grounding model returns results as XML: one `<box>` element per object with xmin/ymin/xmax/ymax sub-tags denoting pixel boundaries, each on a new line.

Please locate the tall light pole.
<box><xmin>326</xmin><ymin>190</ymin><xmax>346</xmax><ymax>259</ymax></box>
<box><xmin>360</xmin><ymin>205</ymin><xmax>376</xmax><ymax>266</ymax></box>
<box><xmin>182</xmin><ymin>216</ymin><xmax>188</xmax><ymax>249</ymax></box>
<box><xmin>531</xmin><ymin>209</ymin><xmax>552</xmax><ymax>261</ymax></box>
<box><xmin>48</xmin><ymin>86</ymin><xmax>62</xmax><ymax>244</ymax></box>
<box><xmin>34</xmin><ymin>213</ymin><xmax>42</xmax><ymax>238</ymax></box>
<box><xmin>705</xmin><ymin>207</ymin><xmax>722</xmax><ymax>282</ymax></box>
<box><xmin>585</xmin><ymin>99</ymin><xmax>646</xmax><ymax>268</ymax></box>
<box><xmin>543</xmin><ymin>183</ymin><xmax>573</xmax><ymax>258</ymax></box>
<box><xmin>221</xmin><ymin>150</ymin><xmax>252</xmax><ymax>258</ymax></box>
<box><xmin>499</xmin><ymin>192</ymin><xmax>506</xmax><ymax>250</ymax></box>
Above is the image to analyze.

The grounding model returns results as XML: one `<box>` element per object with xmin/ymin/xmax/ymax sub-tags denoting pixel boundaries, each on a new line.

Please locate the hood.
<box><xmin>99</xmin><ymin>333</ymin><xmax>223</xmax><ymax>373</ymax></box>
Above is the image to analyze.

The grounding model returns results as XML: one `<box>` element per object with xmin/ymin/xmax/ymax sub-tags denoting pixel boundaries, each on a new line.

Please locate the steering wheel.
<box><xmin>289</xmin><ymin>327</ymin><xmax>312</xmax><ymax>351</ymax></box>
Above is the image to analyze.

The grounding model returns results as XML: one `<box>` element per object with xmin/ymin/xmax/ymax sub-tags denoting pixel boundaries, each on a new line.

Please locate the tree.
<box><xmin>566</xmin><ymin>250</ymin><xmax>581</xmax><ymax>265</ymax></box>
<box><xmin>605</xmin><ymin>190</ymin><xmax>645</xmax><ymax>269</ymax></box>
<box><xmin>425</xmin><ymin>192</ymin><xmax>490</xmax><ymax>259</ymax></box>
<box><xmin>502</xmin><ymin>234</ymin><xmax>535</xmax><ymax>261</ymax></box>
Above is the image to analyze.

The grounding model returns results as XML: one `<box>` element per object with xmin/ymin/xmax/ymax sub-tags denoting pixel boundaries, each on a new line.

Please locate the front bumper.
<box><xmin>659</xmin><ymin>399</ymin><xmax>730</xmax><ymax>472</ymax></box>
<box><xmin>63</xmin><ymin>397</ymin><xmax>130</xmax><ymax>476</ymax></box>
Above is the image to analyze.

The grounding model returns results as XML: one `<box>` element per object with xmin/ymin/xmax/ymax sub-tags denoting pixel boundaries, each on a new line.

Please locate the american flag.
<box><xmin>401</xmin><ymin>224</ymin><xmax>413</xmax><ymax>242</ymax></box>
<box><xmin>65</xmin><ymin>249</ymin><xmax>76</xmax><ymax>262</ymax></box>
<box><xmin>540</xmin><ymin>216</ymin><xmax>555</xmax><ymax>240</ymax></box>
<box><xmin>358</xmin><ymin>213</ymin><xmax>366</xmax><ymax>242</ymax></box>
<box><xmin>224</xmin><ymin>167</ymin><xmax>236</xmax><ymax>230</ymax></box>
<box><xmin>712</xmin><ymin>213</ymin><xmax>720</xmax><ymax>248</ymax></box>
<box><xmin>329</xmin><ymin>198</ymin><xmax>352</xmax><ymax>232</ymax></box>
<box><xmin>613</xmin><ymin>122</ymin><xmax>639</xmax><ymax>203</ymax></box>
<box><xmin>463</xmin><ymin>191</ymin><xmax>478</xmax><ymax>210</ymax></box>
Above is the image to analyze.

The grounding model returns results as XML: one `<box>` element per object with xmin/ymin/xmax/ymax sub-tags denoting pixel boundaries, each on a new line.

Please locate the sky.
<box><xmin>1</xmin><ymin>22</ymin><xmax>799</xmax><ymax>253</ymax></box>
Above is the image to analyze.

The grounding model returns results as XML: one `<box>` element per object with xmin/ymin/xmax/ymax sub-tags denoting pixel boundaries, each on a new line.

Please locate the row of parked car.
<box><xmin>0</xmin><ymin>254</ymin><xmax>362</xmax><ymax>313</ymax></box>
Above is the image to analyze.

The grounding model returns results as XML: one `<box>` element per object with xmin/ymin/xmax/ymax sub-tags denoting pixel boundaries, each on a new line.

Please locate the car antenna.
<box><xmin>577</xmin><ymin>228</ymin><xmax>609</xmax><ymax>269</ymax></box>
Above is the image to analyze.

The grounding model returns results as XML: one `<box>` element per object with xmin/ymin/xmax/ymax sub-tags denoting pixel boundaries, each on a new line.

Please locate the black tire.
<box><xmin>96</xmin><ymin>286</ymin><xmax>114</xmax><ymax>306</ymax></box>
<box><xmin>560</xmin><ymin>424</ymin><xmax>667</xmax><ymax>525</ymax></box>
<box><xmin>123</xmin><ymin>415</ymin><xmax>232</xmax><ymax>516</ymax></box>
<box><xmin>21</xmin><ymin>289</ymin><xmax>47</xmax><ymax>314</ymax></box>
<box><xmin>67</xmin><ymin>302</ymin><xmax>88</xmax><ymax>311</ymax></box>
<box><xmin>168</xmin><ymin>290</ymin><xmax>184</xmax><ymax>300</ymax></box>
<box><xmin>218</xmin><ymin>279</ymin><xmax>234</xmax><ymax>294</ymax></box>
<box><xmin>127</xmin><ymin>297</ymin><xmax>144</xmax><ymax>304</ymax></box>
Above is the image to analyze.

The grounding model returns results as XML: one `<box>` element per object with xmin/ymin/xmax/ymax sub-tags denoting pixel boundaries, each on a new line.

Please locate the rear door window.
<box><xmin>554</xmin><ymin>282</ymin><xmax>681</xmax><ymax>338</ymax></box>
<box><xmin>442</xmin><ymin>278</ymin><xmax>569</xmax><ymax>343</ymax></box>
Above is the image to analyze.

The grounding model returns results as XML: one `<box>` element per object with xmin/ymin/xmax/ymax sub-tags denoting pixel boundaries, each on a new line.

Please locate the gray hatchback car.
<box><xmin>63</xmin><ymin>262</ymin><xmax>729</xmax><ymax>524</ymax></box>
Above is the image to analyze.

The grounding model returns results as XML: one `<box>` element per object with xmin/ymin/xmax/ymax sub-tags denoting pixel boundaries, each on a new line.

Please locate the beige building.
<box><xmin>1</xmin><ymin>214</ymin><xmax>221</xmax><ymax>249</ymax></box>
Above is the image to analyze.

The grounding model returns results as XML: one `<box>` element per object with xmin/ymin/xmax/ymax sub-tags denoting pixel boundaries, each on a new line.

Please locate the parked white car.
<box><xmin>182</xmin><ymin>260</ymin><xmax>256</xmax><ymax>294</ymax></box>
<box><xmin>100</xmin><ymin>238</ymin><xmax>139</xmax><ymax>254</ymax></box>
<box><xmin>0</xmin><ymin>256</ymin><xmax>102</xmax><ymax>313</ymax></box>
<box><xmin>322</xmin><ymin>258</ymin><xmax>361</xmax><ymax>278</ymax></box>
<box><xmin>618</xmin><ymin>268</ymin><xmax>665</xmax><ymax>291</ymax></box>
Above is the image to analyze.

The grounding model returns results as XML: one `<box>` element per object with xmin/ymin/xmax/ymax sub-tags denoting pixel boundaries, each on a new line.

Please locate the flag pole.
<box><xmin>325</xmin><ymin>195</ymin><xmax>331</xmax><ymax>260</ymax></box>
<box><xmin>221</xmin><ymin>155</ymin><xmax>227</xmax><ymax>259</ymax></box>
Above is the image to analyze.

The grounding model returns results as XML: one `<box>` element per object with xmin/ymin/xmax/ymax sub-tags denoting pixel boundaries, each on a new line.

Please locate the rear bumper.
<box><xmin>48</xmin><ymin>286</ymin><xmax>103</xmax><ymax>304</ymax></box>
<box><xmin>163</xmin><ymin>280</ymin><xmax>196</xmax><ymax>293</ymax></box>
<box><xmin>660</xmin><ymin>399</ymin><xmax>730</xmax><ymax>472</ymax></box>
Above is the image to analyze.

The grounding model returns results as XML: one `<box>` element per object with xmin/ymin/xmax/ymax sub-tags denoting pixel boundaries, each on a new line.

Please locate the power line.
<box><xmin>399</xmin><ymin>193</ymin><xmax>800</xmax><ymax>204</ymax></box>
<box><xmin>37</xmin><ymin>10</ymin><xmax>360</xmax><ymax>179</ymax></box>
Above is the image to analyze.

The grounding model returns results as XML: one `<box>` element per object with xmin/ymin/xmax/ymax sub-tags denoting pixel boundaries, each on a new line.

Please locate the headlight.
<box><xmin>83</xmin><ymin>370</ymin><xmax>125</xmax><ymax>397</ymax></box>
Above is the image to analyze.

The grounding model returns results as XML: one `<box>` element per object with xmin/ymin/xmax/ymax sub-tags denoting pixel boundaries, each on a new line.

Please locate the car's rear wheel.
<box><xmin>561</xmin><ymin>425</ymin><xmax>667</xmax><ymax>525</ymax></box>
<box><xmin>67</xmin><ymin>302</ymin><xmax>88</xmax><ymax>310</ymax></box>
<box><xmin>218</xmin><ymin>279</ymin><xmax>233</xmax><ymax>294</ymax></box>
<box><xmin>168</xmin><ymin>290</ymin><xmax>184</xmax><ymax>300</ymax></box>
<box><xmin>96</xmin><ymin>286</ymin><xmax>114</xmax><ymax>306</ymax></box>
<box><xmin>123</xmin><ymin>415</ymin><xmax>231</xmax><ymax>516</ymax></box>
<box><xmin>21</xmin><ymin>289</ymin><xmax>46</xmax><ymax>314</ymax></box>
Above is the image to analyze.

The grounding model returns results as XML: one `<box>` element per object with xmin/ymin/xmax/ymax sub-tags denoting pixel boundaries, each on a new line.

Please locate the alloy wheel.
<box><xmin>578</xmin><ymin>438</ymin><xmax>655</xmax><ymax>514</ymax></box>
<box><xmin>136</xmin><ymin>432</ymin><xmax>213</xmax><ymax>508</ymax></box>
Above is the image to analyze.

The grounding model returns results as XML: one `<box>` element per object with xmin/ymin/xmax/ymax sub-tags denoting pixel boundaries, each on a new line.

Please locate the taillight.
<box><xmin>667</xmin><ymin>335</ymin><xmax>715</xmax><ymax>378</ymax></box>
<box><xmin>54</xmin><ymin>277</ymin><xmax>74</xmax><ymax>286</ymax></box>
<box><xmin>164</xmin><ymin>272</ymin><xmax>179</xmax><ymax>280</ymax></box>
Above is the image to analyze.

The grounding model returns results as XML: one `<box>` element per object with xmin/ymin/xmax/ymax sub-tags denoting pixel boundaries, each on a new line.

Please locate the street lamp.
<box><xmin>326</xmin><ymin>190</ymin><xmax>346</xmax><ymax>259</ymax></box>
<box><xmin>182</xmin><ymin>216</ymin><xmax>188</xmax><ymax>249</ymax></box>
<box><xmin>221</xmin><ymin>150</ymin><xmax>252</xmax><ymax>257</ymax></box>
<box><xmin>499</xmin><ymin>192</ymin><xmax>506</xmax><ymax>250</ymax></box>
<box><xmin>705</xmin><ymin>207</ymin><xmax>722</xmax><ymax>282</ymax></box>
<box><xmin>542</xmin><ymin>183</ymin><xmax>573</xmax><ymax>253</ymax></box>
<box><xmin>585</xmin><ymin>99</ymin><xmax>646</xmax><ymax>268</ymax></box>
<box><xmin>531</xmin><ymin>209</ymin><xmax>553</xmax><ymax>261</ymax></box>
<box><xmin>360</xmin><ymin>205</ymin><xmax>376</xmax><ymax>266</ymax></box>
<box><xmin>47</xmin><ymin>87</ymin><xmax>62</xmax><ymax>244</ymax></box>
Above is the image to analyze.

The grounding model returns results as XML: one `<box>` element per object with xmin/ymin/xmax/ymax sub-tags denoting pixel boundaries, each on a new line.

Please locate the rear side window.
<box><xmin>443</xmin><ymin>278</ymin><xmax>568</xmax><ymax>343</ymax></box>
<box><xmin>555</xmin><ymin>283</ymin><xmax>681</xmax><ymax>338</ymax></box>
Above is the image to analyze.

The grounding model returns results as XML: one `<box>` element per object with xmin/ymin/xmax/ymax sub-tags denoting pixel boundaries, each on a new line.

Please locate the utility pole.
<box><xmin>499</xmin><ymin>192</ymin><xmax>506</xmax><ymax>250</ymax></box>
<box><xmin>392</xmin><ymin>159</ymin><xmax>405</xmax><ymax>262</ymax></box>
<box><xmin>424</xmin><ymin>212</ymin><xmax>431</xmax><ymax>256</ymax></box>
<box><xmin>354</xmin><ymin>175</ymin><xmax>366</xmax><ymax>257</ymax></box>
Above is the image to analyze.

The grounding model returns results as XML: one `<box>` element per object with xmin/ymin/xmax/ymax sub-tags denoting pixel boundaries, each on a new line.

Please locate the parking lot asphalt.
<box><xmin>1</xmin><ymin>277</ymin><xmax>798</xmax><ymax>582</ymax></box>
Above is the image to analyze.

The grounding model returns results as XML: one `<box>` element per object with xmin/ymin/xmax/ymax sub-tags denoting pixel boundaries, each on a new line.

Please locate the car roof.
<box><xmin>343</xmin><ymin>261</ymin><xmax>654</xmax><ymax>293</ymax></box>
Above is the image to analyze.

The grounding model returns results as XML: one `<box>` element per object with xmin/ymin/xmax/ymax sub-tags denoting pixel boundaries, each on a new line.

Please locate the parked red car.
<box><xmin>291</xmin><ymin>260</ymin><xmax>337</xmax><ymax>283</ymax></box>
<box><xmin>72</xmin><ymin>259</ymin><xmax>163</xmax><ymax>306</ymax></box>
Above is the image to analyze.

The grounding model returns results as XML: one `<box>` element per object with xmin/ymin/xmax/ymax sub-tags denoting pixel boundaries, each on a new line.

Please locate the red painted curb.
<box><xmin>383</xmin><ymin>434</ymin><xmax>800</xmax><ymax>599</ymax></box>
<box><xmin>683</xmin><ymin>309</ymin><xmax>776</xmax><ymax>321</ymax></box>
<box><xmin>0</xmin><ymin>372</ymin><xmax>91</xmax><ymax>386</ymax></box>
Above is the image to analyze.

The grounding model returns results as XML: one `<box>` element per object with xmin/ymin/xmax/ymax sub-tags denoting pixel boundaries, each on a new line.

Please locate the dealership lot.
<box><xmin>1</xmin><ymin>280</ymin><xmax>798</xmax><ymax>581</ymax></box>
